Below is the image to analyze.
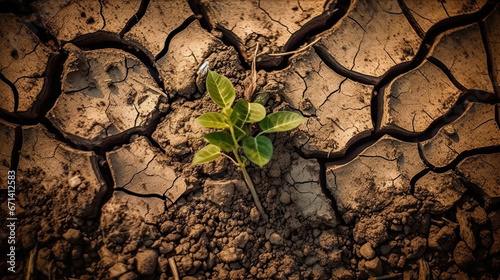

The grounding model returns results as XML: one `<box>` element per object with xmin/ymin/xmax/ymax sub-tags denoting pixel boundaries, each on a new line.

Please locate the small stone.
<box><xmin>159</xmin><ymin>242</ymin><xmax>174</xmax><ymax>255</ymax></box>
<box><xmin>36</xmin><ymin>248</ymin><xmax>53</xmax><ymax>277</ymax></box>
<box><xmin>151</xmin><ymin>240</ymin><xmax>161</xmax><ymax>249</ymax></box>
<box><xmin>360</xmin><ymin>243</ymin><xmax>376</xmax><ymax>260</ymax></box>
<box><xmin>429</xmin><ymin>226</ymin><xmax>456</xmax><ymax>251</ymax></box>
<box><xmin>332</xmin><ymin>267</ymin><xmax>354</xmax><ymax>279</ymax></box>
<box><xmin>280</xmin><ymin>191</ymin><xmax>291</xmax><ymax>204</ymax></box>
<box><xmin>489</xmin><ymin>211</ymin><xmax>500</xmax><ymax>230</ymax></box>
<box><xmin>353</xmin><ymin>217</ymin><xmax>388</xmax><ymax>247</ymax></box>
<box><xmin>178</xmin><ymin>255</ymin><xmax>193</xmax><ymax>273</ymax></box>
<box><xmin>219</xmin><ymin>247</ymin><xmax>243</xmax><ymax>263</ymax></box>
<box><xmin>20</xmin><ymin>224</ymin><xmax>37</xmax><ymax>250</ymax></box>
<box><xmin>72</xmin><ymin>246</ymin><xmax>82</xmax><ymax>259</ymax></box>
<box><xmin>142</xmin><ymin>239</ymin><xmax>154</xmax><ymax>247</ymax></box>
<box><xmin>319</xmin><ymin>231</ymin><xmax>340</xmax><ymax>250</ymax></box>
<box><xmin>135</xmin><ymin>250</ymin><xmax>158</xmax><ymax>275</ymax></box>
<box><xmin>457</xmin><ymin>209</ymin><xmax>476</xmax><ymax>250</ymax></box>
<box><xmin>491</xmin><ymin>229</ymin><xmax>500</xmax><ymax>255</ymax></box>
<box><xmin>160</xmin><ymin>221</ymin><xmax>175</xmax><ymax>234</ymax></box>
<box><xmin>109</xmin><ymin>263</ymin><xmax>128</xmax><ymax>278</ymax></box>
<box><xmin>250</xmin><ymin>207</ymin><xmax>260</xmax><ymax>223</ymax></box>
<box><xmin>52</xmin><ymin>240</ymin><xmax>70</xmax><ymax>261</ymax></box>
<box><xmin>379</xmin><ymin>244</ymin><xmax>391</xmax><ymax>255</ymax></box>
<box><xmin>401</xmin><ymin>215</ymin><xmax>408</xmax><ymax>225</ymax></box>
<box><xmin>206</xmin><ymin>180</ymin><xmax>235</xmax><ymax>207</ymax></box>
<box><xmin>453</xmin><ymin>241</ymin><xmax>475</xmax><ymax>268</ymax></box>
<box><xmin>165</xmin><ymin>233</ymin><xmax>181</xmax><ymax>242</ymax></box>
<box><xmin>269</xmin><ymin>232</ymin><xmax>284</xmax><ymax>246</ymax></box>
<box><xmin>443</xmin><ymin>126</ymin><xmax>456</xmax><ymax>136</ymax></box>
<box><xmin>63</xmin><ymin>229</ymin><xmax>82</xmax><ymax>244</ymax></box>
<box><xmin>68</xmin><ymin>175</ymin><xmax>82</xmax><ymax>188</ymax></box>
<box><xmin>403</xmin><ymin>237</ymin><xmax>427</xmax><ymax>259</ymax></box>
<box><xmin>364</xmin><ymin>257</ymin><xmax>383</xmax><ymax>276</ymax></box>
<box><xmin>479</xmin><ymin>230</ymin><xmax>492</xmax><ymax>248</ymax></box>
<box><xmin>390</xmin><ymin>224</ymin><xmax>403</xmax><ymax>231</ymax></box>
<box><xmin>118</xmin><ymin>271</ymin><xmax>138</xmax><ymax>280</ymax></box>
<box><xmin>268</xmin><ymin>162</ymin><xmax>281</xmax><ymax>178</ymax></box>
<box><xmin>471</xmin><ymin>207</ymin><xmax>488</xmax><ymax>225</ymax></box>
<box><xmin>233</xmin><ymin>232</ymin><xmax>251</xmax><ymax>249</ymax></box>
<box><xmin>404</xmin><ymin>225</ymin><xmax>411</xmax><ymax>235</ymax></box>
<box><xmin>188</xmin><ymin>224</ymin><xmax>205</xmax><ymax>239</ymax></box>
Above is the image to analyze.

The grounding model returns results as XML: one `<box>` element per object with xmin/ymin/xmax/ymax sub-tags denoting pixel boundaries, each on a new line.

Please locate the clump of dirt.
<box><xmin>1</xmin><ymin>0</ymin><xmax>499</xmax><ymax>280</ymax></box>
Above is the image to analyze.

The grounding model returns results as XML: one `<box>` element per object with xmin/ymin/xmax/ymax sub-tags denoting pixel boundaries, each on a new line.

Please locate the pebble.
<box><xmin>68</xmin><ymin>176</ymin><xmax>81</xmax><ymax>188</ymax></box>
<box><xmin>471</xmin><ymin>207</ymin><xmax>488</xmax><ymax>225</ymax></box>
<box><xmin>233</xmin><ymin>232</ymin><xmax>251</xmax><ymax>249</ymax></box>
<box><xmin>188</xmin><ymin>224</ymin><xmax>206</xmax><ymax>239</ymax></box>
<box><xmin>118</xmin><ymin>272</ymin><xmax>138</xmax><ymax>280</ymax></box>
<box><xmin>52</xmin><ymin>240</ymin><xmax>70</xmax><ymax>261</ymax></box>
<box><xmin>160</xmin><ymin>221</ymin><xmax>176</xmax><ymax>234</ymax></box>
<box><xmin>250</xmin><ymin>207</ymin><xmax>260</xmax><ymax>223</ymax></box>
<box><xmin>318</xmin><ymin>231</ymin><xmax>340</xmax><ymax>250</ymax></box>
<box><xmin>453</xmin><ymin>241</ymin><xmax>475</xmax><ymax>268</ymax></box>
<box><xmin>479</xmin><ymin>230</ymin><xmax>492</xmax><ymax>248</ymax></box>
<box><xmin>219</xmin><ymin>247</ymin><xmax>243</xmax><ymax>263</ymax></box>
<box><xmin>159</xmin><ymin>242</ymin><xmax>174</xmax><ymax>255</ymax></box>
<box><xmin>364</xmin><ymin>257</ymin><xmax>383</xmax><ymax>275</ymax></box>
<box><xmin>404</xmin><ymin>236</ymin><xmax>427</xmax><ymax>259</ymax></box>
<box><xmin>72</xmin><ymin>246</ymin><xmax>82</xmax><ymax>259</ymax></box>
<box><xmin>63</xmin><ymin>229</ymin><xmax>82</xmax><ymax>244</ymax></box>
<box><xmin>428</xmin><ymin>226</ymin><xmax>456</xmax><ymax>251</ymax></box>
<box><xmin>379</xmin><ymin>244</ymin><xmax>391</xmax><ymax>255</ymax></box>
<box><xmin>269</xmin><ymin>232</ymin><xmax>284</xmax><ymax>246</ymax></box>
<box><xmin>457</xmin><ymin>209</ymin><xmax>476</xmax><ymax>250</ymax></box>
<box><xmin>151</xmin><ymin>240</ymin><xmax>161</xmax><ymax>249</ymax></box>
<box><xmin>360</xmin><ymin>243</ymin><xmax>376</xmax><ymax>260</ymax></box>
<box><xmin>135</xmin><ymin>250</ymin><xmax>158</xmax><ymax>275</ymax></box>
<box><xmin>279</xmin><ymin>191</ymin><xmax>291</xmax><ymax>204</ymax></box>
<box><xmin>403</xmin><ymin>225</ymin><xmax>411</xmax><ymax>235</ymax></box>
<box><xmin>109</xmin><ymin>263</ymin><xmax>128</xmax><ymax>278</ymax></box>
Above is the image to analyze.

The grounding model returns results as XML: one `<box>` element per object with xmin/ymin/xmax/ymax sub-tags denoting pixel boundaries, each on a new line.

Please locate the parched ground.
<box><xmin>0</xmin><ymin>0</ymin><xmax>499</xmax><ymax>279</ymax></box>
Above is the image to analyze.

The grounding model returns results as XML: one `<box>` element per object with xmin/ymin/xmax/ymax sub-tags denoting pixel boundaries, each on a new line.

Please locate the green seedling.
<box><xmin>192</xmin><ymin>70</ymin><xmax>305</xmax><ymax>215</ymax></box>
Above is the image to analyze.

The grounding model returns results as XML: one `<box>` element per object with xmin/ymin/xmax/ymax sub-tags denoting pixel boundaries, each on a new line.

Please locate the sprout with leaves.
<box><xmin>192</xmin><ymin>70</ymin><xmax>305</xmax><ymax>216</ymax></box>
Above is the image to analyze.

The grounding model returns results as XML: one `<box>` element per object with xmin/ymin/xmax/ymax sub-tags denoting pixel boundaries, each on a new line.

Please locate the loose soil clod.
<box><xmin>0</xmin><ymin>0</ymin><xmax>499</xmax><ymax>279</ymax></box>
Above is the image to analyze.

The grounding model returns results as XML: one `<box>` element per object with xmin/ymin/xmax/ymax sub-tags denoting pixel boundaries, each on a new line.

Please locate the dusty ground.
<box><xmin>0</xmin><ymin>0</ymin><xmax>500</xmax><ymax>279</ymax></box>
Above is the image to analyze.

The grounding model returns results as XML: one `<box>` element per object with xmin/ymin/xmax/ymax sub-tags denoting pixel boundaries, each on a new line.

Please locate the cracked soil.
<box><xmin>1</xmin><ymin>0</ymin><xmax>500</xmax><ymax>279</ymax></box>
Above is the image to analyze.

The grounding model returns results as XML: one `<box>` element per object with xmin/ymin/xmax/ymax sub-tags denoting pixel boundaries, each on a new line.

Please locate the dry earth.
<box><xmin>0</xmin><ymin>0</ymin><xmax>500</xmax><ymax>279</ymax></box>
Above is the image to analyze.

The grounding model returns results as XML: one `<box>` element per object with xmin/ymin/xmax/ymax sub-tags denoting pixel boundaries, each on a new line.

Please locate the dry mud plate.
<box><xmin>1</xmin><ymin>0</ymin><xmax>500</xmax><ymax>279</ymax></box>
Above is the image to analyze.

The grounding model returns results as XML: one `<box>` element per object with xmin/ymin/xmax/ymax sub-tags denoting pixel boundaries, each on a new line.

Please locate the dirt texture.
<box><xmin>0</xmin><ymin>0</ymin><xmax>499</xmax><ymax>279</ymax></box>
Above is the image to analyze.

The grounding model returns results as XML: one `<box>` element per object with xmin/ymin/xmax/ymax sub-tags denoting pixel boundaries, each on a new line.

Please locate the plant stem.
<box><xmin>221</xmin><ymin>152</ymin><xmax>238</xmax><ymax>166</ymax></box>
<box><xmin>241</xmin><ymin>160</ymin><xmax>266</xmax><ymax>216</ymax></box>
<box><xmin>231</xmin><ymin>148</ymin><xmax>266</xmax><ymax>216</ymax></box>
<box><xmin>229</xmin><ymin>125</ymin><xmax>266</xmax><ymax>217</ymax></box>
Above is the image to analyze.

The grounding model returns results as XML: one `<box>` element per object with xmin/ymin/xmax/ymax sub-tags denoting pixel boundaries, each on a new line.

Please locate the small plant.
<box><xmin>192</xmin><ymin>70</ymin><xmax>304</xmax><ymax>215</ymax></box>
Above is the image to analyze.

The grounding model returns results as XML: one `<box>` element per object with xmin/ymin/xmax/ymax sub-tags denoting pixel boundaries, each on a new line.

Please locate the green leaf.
<box><xmin>240</xmin><ymin>155</ymin><xmax>248</xmax><ymax>166</ymax></box>
<box><xmin>259</xmin><ymin>111</ymin><xmax>305</xmax><ymax>133</ymax></box>
<box><xmin>234</xmin><ymin>118</ymin><xmax>245</xmax><ymax>129</ymax></box>
<box><xmin>242</xmin><ymin>135</ymin><xmax>273</xmax><ymax>168</ymax></box>
<box><xmin>192</xmin><ymin>144</ymin><xmax>221</xmax><ymax>165</ymax></box>
<box><xmin>204</xmin><ymin>131</ymin><xmax>235</xmax><ymax>152</ymax></box>
<box><xmin>222</xmin><ymin>107</ymin><xmax>233</xmax><ymax>118</ymax></box>
<box><xmin>230</xmin><ymin>110</ymin><xmax>240</xmax><ymax>125</ymax></box>
<box><xmin>206</xmin><ymin>71</ymin><xmax>235</xmax><ymax>108</ymax></box>
<box><xmin>233</xmin><ymin>99</ymin><xmax>266</xmax><ymax>123</ymax></box>
<box><xmin>196</xmin><ymin>112</ymin><xmax>230</xmax><ymax>128</ymax></box>
<box><xmin>233</xmin><ymin>125</ymin><xmax>247</xmax><ymax>141</ymax></box>
<box><xmin>253</xmin><ymin>91</ymin><xmax>270</xmax><ymax>106</ymax></box>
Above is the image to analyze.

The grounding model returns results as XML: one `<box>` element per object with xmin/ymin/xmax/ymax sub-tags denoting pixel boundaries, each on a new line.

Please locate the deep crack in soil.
<box><xmin>1</xmin><ymin>0</ymin><xmax>500</xmax><ymax>280</ymax></box>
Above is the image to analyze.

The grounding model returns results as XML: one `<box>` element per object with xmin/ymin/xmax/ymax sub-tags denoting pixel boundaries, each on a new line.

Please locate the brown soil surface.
<box><xmin>1</xmin><ymin>0</ymin><xmax>499</xmax><ymax>279</ymax></box>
